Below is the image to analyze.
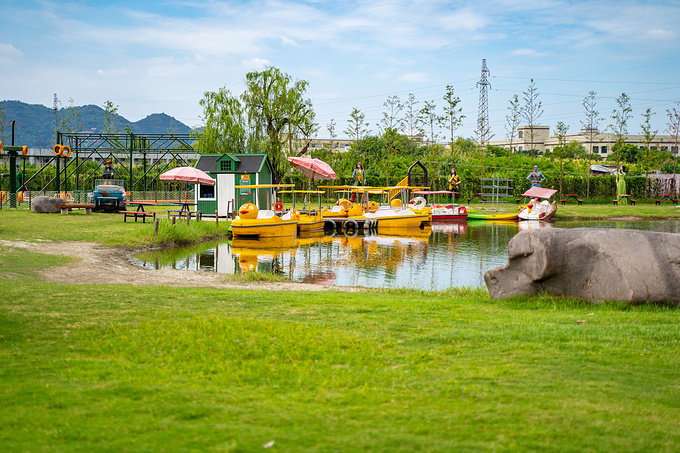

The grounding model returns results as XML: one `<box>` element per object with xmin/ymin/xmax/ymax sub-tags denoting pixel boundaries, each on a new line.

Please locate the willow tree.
<box><xmin>199</xmin><ymin>67</ymin><xmax>316</xmax><ymax>183</ymax></box>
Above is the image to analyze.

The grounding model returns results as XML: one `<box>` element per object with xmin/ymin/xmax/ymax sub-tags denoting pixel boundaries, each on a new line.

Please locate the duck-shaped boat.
<box><xmin>230</xmin><ymin>202</ymin><xmax>299</xmax><ymax>238</ymax></box>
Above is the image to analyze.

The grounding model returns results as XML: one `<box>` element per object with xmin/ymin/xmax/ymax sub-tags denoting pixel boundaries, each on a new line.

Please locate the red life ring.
<box><xmin>274</xmin><ymin>202</ymin><xmax>283</xmax><ymax>211</ymax></box>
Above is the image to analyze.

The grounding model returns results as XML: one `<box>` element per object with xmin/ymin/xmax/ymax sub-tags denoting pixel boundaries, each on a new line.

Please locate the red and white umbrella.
<box><xmin>287</xmin><ymin>157</ymin><xmax>337</xmax><ymax>181</ymax></box>
<box><xmin>159</xmin><ymin>167</ymin><xmax>215</xmax><ymax>185</ymax></box>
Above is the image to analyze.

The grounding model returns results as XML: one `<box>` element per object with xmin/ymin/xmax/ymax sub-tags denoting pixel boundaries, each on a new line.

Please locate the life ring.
<box><xmin>61</xmin><ymin>146</ymin><xmax>72</xmax><ymax>157</ymax></box>
<box><xmin>53</xmin><ymin>144</ymin><xmax>63</xmax><ymax>155</ymax></box>
<box><xmin>0</xmin><ymin>141</ymin><xmax>3</xmax><ymax>152</ymax></box>
<box><xmin>22</xmin><ymin>145</ymin><xmax>28</xmax><ymax>155</ymax></box>
<box><xmin>411</xmin><ymin>196</ymin><xmax>426</xmax><ymax>210</ymax></box>
<box><xmin>274</xmin><ymin>201</ymin><xmax>283</xmax><ymax>211</ymax></box>
<box><xmin>343</xmin><ymin>218</ymin><xmax>359</xmax><ymax>235</ymax></box>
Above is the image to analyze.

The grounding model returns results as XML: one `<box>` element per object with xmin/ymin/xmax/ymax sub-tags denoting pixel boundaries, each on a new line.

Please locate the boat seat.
<box><xmin>257</xmin><ymin>210</ymin><xmax>276</xmax><ymax>219</ymax></box>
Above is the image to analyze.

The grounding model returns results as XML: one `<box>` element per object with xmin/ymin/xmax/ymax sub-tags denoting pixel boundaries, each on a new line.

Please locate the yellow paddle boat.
<box><xmin>230</xmin><ymin>184</ymin><xmax>299</xmax><ymax>238</ymax></box>
<box><xmin>280</xmin><ymin>189</ymin><xmax>327</xmax><ymax>233</ymax></box>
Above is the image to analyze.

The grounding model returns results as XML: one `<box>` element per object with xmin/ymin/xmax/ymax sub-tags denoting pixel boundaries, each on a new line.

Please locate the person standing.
<box><xmin>448</xmin><ymin>167</ymin><xmax>461</xmax><ymax>202</ymax></box>
<box><xmin>350</xmin><ymin>162</ymin><xmax>365</xmax><ymax>201</ymax></box>
<box><xmin>526</xmin><ymin>165</ymin><xmax>546</xmax><ymax>187</ymax></box>
<box><xmin>617</xmin><ymin>165</ymin><xmax>628</xmax><ymax>205</ymax></box>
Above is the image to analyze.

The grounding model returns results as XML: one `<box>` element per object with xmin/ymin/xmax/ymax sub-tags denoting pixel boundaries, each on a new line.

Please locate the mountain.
<box><xmin>0</xmin><ymin>100</ymin><xmax>193</xmax><ymax>149</ymax></box>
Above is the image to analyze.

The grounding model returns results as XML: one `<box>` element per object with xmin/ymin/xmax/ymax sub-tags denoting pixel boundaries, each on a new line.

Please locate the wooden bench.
<box><xmin>56</xmin><ymin>203</ymin><xmax>95</xmax><ymax>215</ymax></box>
<box><xmin>612</xmin><ymin>199</ymin><xmax>619</xmax><ymax>205</ymax></box>
<box><xmin>630</xmin><ymin>199</ymin><xmax>637</xmax><ymax>205</ymax></box>
<box><xmin>120</xmin><ymin>211</ymin><xmax>156</xmax><ymax>223</ymax></box>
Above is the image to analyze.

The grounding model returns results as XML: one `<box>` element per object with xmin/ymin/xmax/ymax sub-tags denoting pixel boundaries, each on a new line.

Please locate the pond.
<box><xmin>132</xmin><ymin>219</ymin><xmax>680</xmax><ymax>291</ymax></box>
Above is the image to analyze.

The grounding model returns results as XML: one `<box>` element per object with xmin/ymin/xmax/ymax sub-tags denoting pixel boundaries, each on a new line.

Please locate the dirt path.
<box><xmin>1</xmin><ymin>240</ymin><xmax>361</xmax><ymax>292</ymax></box>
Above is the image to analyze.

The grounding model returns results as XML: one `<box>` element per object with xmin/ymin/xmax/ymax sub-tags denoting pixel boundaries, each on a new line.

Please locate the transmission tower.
<box><xmin>476</xmin><ymin>59</ymin><xmax>491</xmax><ymax>148</ymax></box>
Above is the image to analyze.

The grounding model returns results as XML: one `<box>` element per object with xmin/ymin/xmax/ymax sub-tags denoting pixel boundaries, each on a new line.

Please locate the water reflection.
<box><xmin>132</xmin><ymin>219</ymin><xmax>680</xmax><ymax>290</ymax></box>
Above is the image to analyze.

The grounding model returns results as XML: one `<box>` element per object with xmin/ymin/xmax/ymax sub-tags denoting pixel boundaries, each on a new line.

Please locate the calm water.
<box><xmin>132</xmin><ymin>220</ymin><xmax>680</xmax><ymax>290</ymax></box>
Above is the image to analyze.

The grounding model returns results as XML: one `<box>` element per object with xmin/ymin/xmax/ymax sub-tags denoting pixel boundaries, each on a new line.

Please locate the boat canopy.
<box><xmin>521</xmin><ymin>187</ymin><xmax>558</xmax><ymax>199</ymax></box>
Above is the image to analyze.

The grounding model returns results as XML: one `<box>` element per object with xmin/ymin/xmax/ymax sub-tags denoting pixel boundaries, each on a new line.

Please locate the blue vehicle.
<box><xmin>91</xmin><ymin>179</ymin><xmax>127</xmax><ymax>212</ymax></box>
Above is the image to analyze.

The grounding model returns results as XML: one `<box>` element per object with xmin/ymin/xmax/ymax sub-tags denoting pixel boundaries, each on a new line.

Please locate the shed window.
<box><xmin>220</xmin><ymin>160</ymin><xmax>235</xmax><ymax>172</ymax></box>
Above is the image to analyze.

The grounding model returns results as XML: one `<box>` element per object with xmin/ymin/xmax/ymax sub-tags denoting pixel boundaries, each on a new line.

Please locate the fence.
<box><xmin>0</xmin><ymin>190</ymin><xmax>196</xmax><ymax>209</ymax></box>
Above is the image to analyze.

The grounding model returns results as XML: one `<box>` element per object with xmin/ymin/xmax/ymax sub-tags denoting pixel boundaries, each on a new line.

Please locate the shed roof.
<box><xmin>196</xmin><ymin>153</ymin><xmax>269</xmax><ymax>174</ymax></box>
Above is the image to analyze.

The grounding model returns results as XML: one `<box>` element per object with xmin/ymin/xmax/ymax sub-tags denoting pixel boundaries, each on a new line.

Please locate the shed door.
<box><xmin>217</xmin><ymin>173</ymin><xmax>235</xmax><ymax>217</ymax></box>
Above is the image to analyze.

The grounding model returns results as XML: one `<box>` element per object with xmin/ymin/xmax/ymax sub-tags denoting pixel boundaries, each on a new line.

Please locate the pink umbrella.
<box><xmin>159</xmin><ymin>167</ymin><xmax>215</xmax><ymax>185</ymax></box>
<box><xmin>159</xmin><ymin>166</ymin><xmax>215</xmax><ymax>201</ymax></box>
<box><xmin>287</xmin><ymin>157</ymin><xmax>337</xmax><ymax>181</ymax></box>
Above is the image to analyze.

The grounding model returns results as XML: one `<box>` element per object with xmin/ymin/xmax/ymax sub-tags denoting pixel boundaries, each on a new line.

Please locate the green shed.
<box><xmin>195</xmin><ymin>153</ymin><xmax>274</xmax><ymax>217</ymax></box>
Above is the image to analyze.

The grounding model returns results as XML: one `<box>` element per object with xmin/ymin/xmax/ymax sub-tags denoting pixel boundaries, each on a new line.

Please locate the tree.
<box><xmin>242</xmin><ymin>67</ymin><xmax>316</xmax><ymax>183</ymax></box>
<box><xmin>344</xmin><ymin>107</ymin><xmax>370</xmax><ymax>162</ymax></box>
<box><xmin>611</xmin><ymin>93</ymin><xmax>632</xmax><ymax>169</ymax></box>
<box><xmin>418</xmin><ymin>100</ymin><xmax>440</xmax><ymax>146</ymax></box>
<box><xmin>60</xmin><ymin>98</ymin><xmax>84</xmax><ymax>134</ymax></box>
<box><xmin>665</xmin><ymin>102</ymin><xmax>680</xmax><ymax>175</ymax></box>
<box><xmin>102</xmin><ymin>100</ymin><xmax>119</xmax><ymax>134</ymax></box>
<box><xmin>640</xmin><ymin>108</ymin><xmax>658</xmax><ymax>197</ymax></box>
<box><xmin>322</xmin><ymin>119</ymin><xmax>338</xmax><ymax>156</ymax></box>
<box><xmin>199</xmin><ymin>67</ymin><xmax>316</xmax><ymax>183</ymax></box>
<box><xmin>505</xmin><ymin>94</ymin><xmax>521</xmax><ymax>184</ymax></box>
<box><xmin>441</xmin><ymin>85</ymin><xmax>464</xmax><ymax>162</ymax></box>
<box><xmin>581</xmin><ymin>91</ymin><xmax>603</xmax><ymax>197</ymax></box>
<box><xmin>554</xmin><ymin>121</ymin><xmax>569</xmax><ymax>196</ymax></box>
<box><xmin>198</xmin><ymin>87</ymin><xmax>248</xmax><ymax>154</ymax></box>
<box><xmin>403</xmin><ymin>93</ymin><xmax>421</xmax><ymax>157</ymax></box>
<box><xmin>378</xmin><ymin>95</ymin><xmax>404</xmax><ymax>185</ymax></box>
<box><xmin>521</xmin><ymin>79</ymin><xmax>544</xmax><ymax>164</ymax></box>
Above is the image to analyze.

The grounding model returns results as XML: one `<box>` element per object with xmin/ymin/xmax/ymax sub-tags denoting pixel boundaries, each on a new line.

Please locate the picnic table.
<box><xmin>654</xmin><ymin>194</ymin><xmax>679</xmax><ymax>205</ymax></box>
<box><xmin>560</xmin><ymin>194</ymin><xmax>583</xmax><ymax>205</ymax></box>
<box><xmin>166</xmin><ymin>201</ymin><xmax>202</xmax><ymax>220</ymax></box>
<box><xmin>120</xmin><ymin>201</ymin><xmax>157</xmax><ymax>223</ymax></box>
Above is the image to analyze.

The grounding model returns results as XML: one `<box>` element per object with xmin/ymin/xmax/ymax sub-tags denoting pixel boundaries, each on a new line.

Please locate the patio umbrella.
<box><xmin>287</xmin><ymin>157</ymin><xmax>337</xmax><ymax>181</ymax></box>
<box><xmin>287</xmin><ymin>156</ymin><xmax>337</xmax><ymax>208</ymax></box>
<box><xmin>159</xmin><ymin>166</ymin><xmax>215</xmax><ymax>201</ymax></box>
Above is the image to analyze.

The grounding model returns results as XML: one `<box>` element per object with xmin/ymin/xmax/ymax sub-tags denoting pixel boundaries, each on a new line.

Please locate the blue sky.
<box><xmin>2</xmin><ymin>0</ymin><xmax>679</xmax><ymax>142</ymax></box>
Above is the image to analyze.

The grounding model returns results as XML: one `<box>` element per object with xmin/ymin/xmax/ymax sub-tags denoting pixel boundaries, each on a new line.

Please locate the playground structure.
<box><xmin>1</xmin><ymin>130</ymin><xmax>198</xmax><ymax>208</ymax></box>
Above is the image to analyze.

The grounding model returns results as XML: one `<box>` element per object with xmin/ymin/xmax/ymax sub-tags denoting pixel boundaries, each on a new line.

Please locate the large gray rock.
<box><xmin>484</xmin><ymin>228</ymin><xmax>680</xmax><ymax>305</ymax></box>
<box><xmin>31</xmin><ymin>196</ymin><xmax>67</xmax><ymax>213</ymax></box>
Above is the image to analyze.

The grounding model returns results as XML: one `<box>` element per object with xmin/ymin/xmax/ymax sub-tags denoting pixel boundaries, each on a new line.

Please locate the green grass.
<box><xmin>0</xmin><ymin>208</ymin><xmax>230</xmax><ymax>247</ymax></box>
<box><xmin>0</xmin><ymin>244</ymin><xmax>679</xmax><ymax>451</ymax></box>
<box><xmin>1</xmin><ymin>208</ymin><xmax>679</xmax><ymax>451</ymax></box>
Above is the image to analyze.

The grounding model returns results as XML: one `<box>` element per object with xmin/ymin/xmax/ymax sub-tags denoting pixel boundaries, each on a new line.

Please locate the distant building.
<box><xmin>489</xmin><ymin>126</ymin><xmax>678</xmax><ymax>157</ymax></box>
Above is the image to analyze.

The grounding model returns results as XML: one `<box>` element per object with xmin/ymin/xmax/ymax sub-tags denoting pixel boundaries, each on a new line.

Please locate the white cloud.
<box><xmin>397</xmin><ymin>72</ymin><xmax>431</xmax><ymax>84</ymax></box>
<box><xmin>241</xmin><ymin>58</ymin><xmax>270</xmax><ymax>71</ymax></box>
<box><xmin>280</xmin><ymin>36</ymin><xmax>298</xmax><ymax>47</ymax></box>
<box><xmin>509</xmin><ymin>48</ymin><xmax>547</xmax><ymax>57</ymax></box>
<box><xmin>647</xmin><ymin>29</ymin><xmax>674</xmax><ymax>40</ymax></box>
<box><xmin>0</xmin><ymin>43</ymin><xmax>23</xmax><ymax>63</ymax></box>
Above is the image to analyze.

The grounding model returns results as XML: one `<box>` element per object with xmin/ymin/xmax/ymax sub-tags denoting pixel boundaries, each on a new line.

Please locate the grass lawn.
<box><xmin>0</xmin><ymin>208</ymin><xmax>679</xmax><ymax>451</ymax></box>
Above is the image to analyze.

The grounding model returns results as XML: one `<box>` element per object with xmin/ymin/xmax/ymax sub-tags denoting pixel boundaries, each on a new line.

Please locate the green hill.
<box><xmin>0</xmin><ymin>100</ymin><xmax>193</xmax><ymax>149</ymax></box>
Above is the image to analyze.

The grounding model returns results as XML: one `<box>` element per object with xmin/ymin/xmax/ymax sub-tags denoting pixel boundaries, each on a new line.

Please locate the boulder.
<box><xmin>484</xmin><ymin>228</ymin><xmax>680</xmax><ymax>305</ymax></box>
<box><xmin>31</xmin><ymin>196</ymin><xmax>67</xmax><ymax>213</ymax></box>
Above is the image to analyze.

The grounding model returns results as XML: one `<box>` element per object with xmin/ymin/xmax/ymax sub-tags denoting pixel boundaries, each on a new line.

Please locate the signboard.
<box><xmin>240</xmin><ymin>175</ymin><xmax>251</xmax><ymax>196</ymax></box>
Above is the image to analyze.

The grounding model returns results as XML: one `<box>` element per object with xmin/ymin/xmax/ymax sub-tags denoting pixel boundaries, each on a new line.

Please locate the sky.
<box><xmin>2</xmin><ymin>0</ymin><xmax>680</xmax><ymax>142</ymax></box>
